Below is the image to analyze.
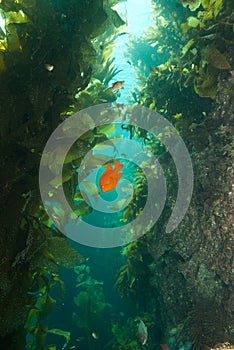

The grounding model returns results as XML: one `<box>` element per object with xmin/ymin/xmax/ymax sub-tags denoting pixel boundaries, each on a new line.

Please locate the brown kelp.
<box><xmin>114</xmin><ymin>0</ymin><xmax>234</xmax><ymax>348</ymax></box>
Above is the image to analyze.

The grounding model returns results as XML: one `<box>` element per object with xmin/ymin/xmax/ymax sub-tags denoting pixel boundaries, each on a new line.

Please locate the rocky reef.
<box><xmin>114</xmin><ymin>0</ymin><xmax>234</xmax><ymax>348</ymax></box>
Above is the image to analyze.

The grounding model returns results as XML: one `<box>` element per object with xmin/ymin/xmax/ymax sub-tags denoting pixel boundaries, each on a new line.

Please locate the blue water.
<box><xmin>43</xmin><ymin>2</ymin><xmax>152</xmax><ymax>349</ymax></box>
<box><xmin>111</xmin><ymin>0</ymin><xmax>153</xmax><ymax>102</ymax></box>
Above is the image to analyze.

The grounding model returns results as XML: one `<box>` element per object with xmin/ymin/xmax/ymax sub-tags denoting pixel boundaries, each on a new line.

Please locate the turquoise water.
<box><xmin>1</xmin><ymin>0</ymin><xmax>232</xmax><ymax>348</ymax></box>
<box><xmin>42</xmin><ymin>2</ymin><xmax>153</xmax><ymax>349</ymax></box>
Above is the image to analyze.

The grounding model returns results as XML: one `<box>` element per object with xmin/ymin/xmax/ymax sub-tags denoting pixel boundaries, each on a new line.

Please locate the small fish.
<box><xmin>99</xmin><ymin>160</ymin><xmax>123</xmax><ymax>192</ymax></box>
<box><xmin>91</xmin><ymin>332</ymin><xmax>99</xmax><ymax>339</ymax></box>
<box><xmin>160</xmin><ymin>344</ymin><xmax>169</xmax><ymax>350</ymax></box>
<box><xmin>110</xmin><ymin>81</ymin><xmax>125</xmax><ymax>92</ymax></box>
<box><xmin>138</xmin><ymin>319</ymin><xmax>148</xmax><ymax>346</ymax></box>
<box><xmin>116</xmin><ymin>103</ymin><xmax>125</xmax><ymax>111</ymax></box>
<box><xmin>44</xmin><ymin>63</ymin><xmax>54</xmax><ymax>71</ymax></box>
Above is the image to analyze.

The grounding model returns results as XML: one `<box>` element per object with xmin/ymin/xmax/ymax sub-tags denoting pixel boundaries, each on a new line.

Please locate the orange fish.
<box><xmin>99</xmin><ymin>160</ymin><xmax>123</xmax><ymax>192</ymax></box>
<box><xmin>110</xmin><ymin>81</ymin><xmax>125</xmax><ymax>92</ymax></box>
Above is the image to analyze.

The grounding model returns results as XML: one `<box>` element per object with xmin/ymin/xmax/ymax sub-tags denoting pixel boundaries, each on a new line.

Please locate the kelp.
<box><xmin>47</xmin><ymin>329</ymin><xmax>70</xmax><ymax>350</ymax></box>
<box><xmin>178</xmin><ymin>0</ymin><xmax>202</xmax><ymax>11</ymax></box>
<box><xmin>115</xmin><ymin>236</ymin><xmax>153</xmax><ymax>302</ymax></box>
<box><xmin>24</xmin><ymin>270</ymin><xmax>68</xmax><ymax>350</ymax></box>
<box><xmin>106</xmin><ymin>314</ymin><xmax>156</xmax><ymax>350</ymax></box>
<box><xmin>73</xmin><ymin>264</ymin><xmax>111</xmax><ymax>349</ymax></box>
<box><xmin>0</xmin><ymin>0</ymin><xmax>126</xmax><ymax>346</ymax></box>
<box><xmin>117</xmin><ymin>1</ymin><xmax>234</xmax><ymax>347</ymax></box>
<box><xmin>108</xmin><ymin>318</ymin><xmax>141</xmax><ymax>350</ymax></box>
<box><xmin>74</xmin><ymin>27</ymin><xmax>127</xmax><ymax>109</ymax></box>
<box><xmin>200</xmin><ymin>45</ymin><xmax>230</xmax><ymax>70</ymax></box>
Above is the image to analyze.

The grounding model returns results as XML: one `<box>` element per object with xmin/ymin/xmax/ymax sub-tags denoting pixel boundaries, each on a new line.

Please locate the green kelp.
<box><xmin>131</xmin><ymin>0</ymin><xmax>233</xmax><ymax>149</ymax></box>
<box><xmin>75</xmin><ymin>28</ymin><xmax>127</xmax><ymax>110</ymax></box>
<box><xmin>178</xmin><ymin>0</ymin><xmax>202</xmax><ymax>11</ymax></box>
<box><xmin>105</xmin><ymin>314</ymin><xmax>156</xmax><ymax>350</ymax></box>
<box><xmin>116</xmin><ymin>0</ymin><xmax>234</xmax><ymax>347</ymax></box>
<box><xmin>46</xmin><ymin>329</ymin><xmax>71</xmax><ymax>350</ymax></box>
<box><xmin>107</xmin><ymin>318</ymin><xmax>141</xmax><ymax>350</ymax></box>
<box><xmin>0</xmin><ymin>0</ymin><xmax>125</xmax><ymax>346</ymax></box>
<box><xmin>24</xmin><ymin>271</ymin><xmax>68</xmax><ymax>350</ymax></box>
<box><xmin>125</xmin><ymin>36</ymin><xmax>161</xmax><ymax>78</ymax></box>
<box><xmin>115</xmin><ymin>238</ymin><xmax>154</xmax><ymax>302</ymax></box>
<box><xmin>179</xmin><ymin>0</ymin><xmax>232</xmax><ymax>98</ymax></box>
<box><xmin>73</xmin><ymin>264</ymin><xmax>112</xmax><ymax>349</ymax></box>
<box><xmin>139</xmin><ymin>0</ymin><xmax>233</xmax><ymax>108</ymax></box>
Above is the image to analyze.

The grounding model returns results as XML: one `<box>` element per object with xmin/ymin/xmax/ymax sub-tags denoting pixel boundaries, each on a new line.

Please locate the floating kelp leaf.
<box><xmin>76</xmin><ymin>273</ymin><xmax>85</xmax><ymax>282</ymax></box>
<box><xmin>97</xmin><ymin>123</ymin><xmax>116</xmax><ymax>136</ymax></box>
<box><xmin>74</xmin><ymin>264</ymin><xmax>87</xmax><ymax>274</ymax></box>
<box><xmin>181</xmin><ymin>39</ymin><xmax>195</xmax><ymax>56</ymax></box>
<box><xmin>74</xmin><ymin>291</ymin><xmax>89</xmax><ymax>309</ymax></box>
<box><xmin>48</xmin><ymin>328</ymin><xmax>70</xmax><ymax>350</ymax></box>
<box><xmin>201</xmin><ymin>0</ymin><xmax>223</xmax><ymax>19</ymax></box>
<box><xmin>73</xmin><ymin>190</ymin><xmax>84</xmax><ymax>201</ymax></box>
<box><xmin>201</xmin><ymin>0</ymin><xmax>209</xmax><ymax>7</ymax></box>
<box><xmin>201</xmin><ymin>46</ymin><xmax>230</xmax><ymax>69</ymax></box>
<box><xmin>24</xmin><ymin>308</ymin><xmax>40</xmax><ymax>329</ymax></box>
<box><xmin>178</xmin><ymin>0</ymin><xmax>202</xmax><ymax>11</ymax></box>
<box><xmin>187</xmin><ymin>16</ymin><xmax>204</xmax><ymax>28</ymax></box>
<box><xmin>190</xmin><ymin>47</ymin><xmax>197</xmax><ymax>55</ymax></box>
<box><xmin>0</xmin><ymin>40</ymin><xmax>7</xmax><ymax>51</ymax></box>
<box><xmin>6</xmin><ymin>10</ymin><xmax>29</xmax><ymax>25</ymax></box>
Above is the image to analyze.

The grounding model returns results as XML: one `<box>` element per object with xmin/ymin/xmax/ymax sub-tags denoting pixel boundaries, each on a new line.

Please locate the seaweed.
<box><xmin>0</xmin><ymin>0</ymin><xmax>126</xmax><ymax>346</ymax></box>
<box><xmin>114</xmin><ymin>0</ymin><xmax>234</xmax><ymax>347</ymax></box>
<box><xmin>73</xmin><ymin>264</ymin><xmax>112</xmax><ymax>349</ymax></box>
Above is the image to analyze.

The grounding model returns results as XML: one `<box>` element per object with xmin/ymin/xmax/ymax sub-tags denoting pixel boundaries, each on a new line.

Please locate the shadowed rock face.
<box><xmin>148</xmin><ymin>73</ymin><xmax>234</xmax><ymax>346</ymax></box>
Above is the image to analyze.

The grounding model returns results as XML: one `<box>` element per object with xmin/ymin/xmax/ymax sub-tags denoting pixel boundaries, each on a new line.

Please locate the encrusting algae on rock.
<box><xmin>209</xmin><ymin>344</ymin><xmax>234</xmax><ymax>350</ymax></box>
